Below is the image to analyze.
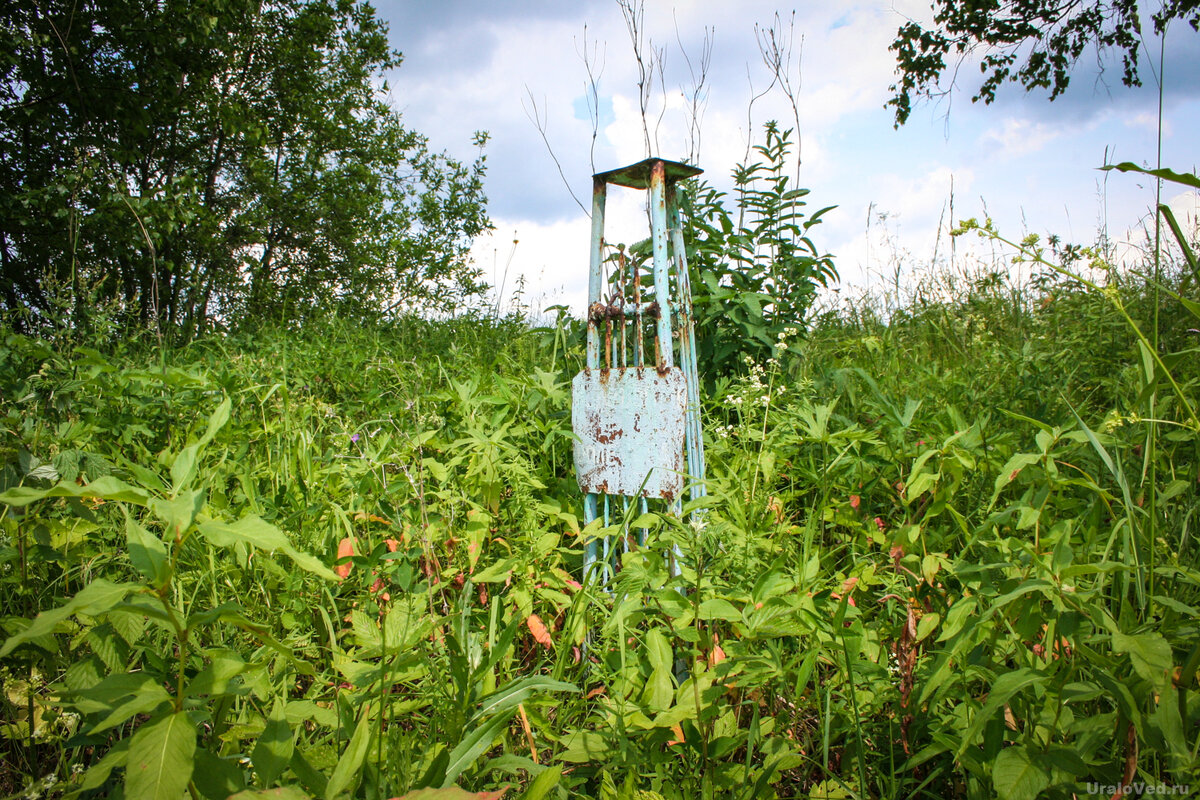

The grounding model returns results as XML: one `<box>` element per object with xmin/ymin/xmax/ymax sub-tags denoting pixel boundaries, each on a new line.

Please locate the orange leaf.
<box><xmin>336</xmin><ymin>536</ymin><xmax>356</xmax><ymax>579</ymax></box>
<box><xmin>526</xmin><ymin>614</ymin><xmax>554</xmax><ymax>650</ymax></box>
<box><xmin>708</xmin><ymin>644</ymin><xmax>726</xmax><ymax>667</ymax></box>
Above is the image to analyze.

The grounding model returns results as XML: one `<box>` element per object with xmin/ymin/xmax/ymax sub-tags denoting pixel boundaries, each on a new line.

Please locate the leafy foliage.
<box><xmin>2</xmin><ymin>236</ymin><xmax>1199</xmax><ymax>797</ymax></box>
<box><xmin>0</xmin><ymin>0</ymin><xmax>490</xmax><ymax>340</ymax></box>
<box><xmin>887</xmin><ymin>0</ymin><xmax>1200</xmax><ymax>125</ymax></box>
<box><xmin>669</xmin><ymin>122</ymin><xmax>834</xmax><ymax>379</ymax></box>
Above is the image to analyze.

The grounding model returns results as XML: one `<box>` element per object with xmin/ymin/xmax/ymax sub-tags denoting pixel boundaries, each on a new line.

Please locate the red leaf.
<box><xmin>526</xmin><ymin>614</ymin><xmax>554</xmax><ymax>650</ymax></box>
<box><xmin>336</xmin><ymin>536</ymin><xmax>356</xmax><ymax>579</ymax></box>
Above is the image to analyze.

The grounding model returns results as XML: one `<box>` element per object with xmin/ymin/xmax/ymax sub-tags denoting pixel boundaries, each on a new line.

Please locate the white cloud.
<box><xmin>1123</xmin><ymin>111</ymin><xmax>1173</xmax><ymax>137</ymax></box>
<box><xmin>824</xmin><ymin>166</ymin><xmax>978</xmax><ymax>290</ymax></box>
<box><xmin>1111</xmin><ymin>189</ymin><xmax>1200</xmax><ymax>269</ymax></box>
<box><xmin>377</xmin><ymin>0</ymin><xmax>1200</xmax><ymax>320</ymax></box>
<box><xmin>477</xmin><ymin>187</ymin><xmax>658</xmax><ymax>317</ymax></box>
<box><xmin>979</xmin><ymin>118</ymin><xmax>1065</xmax><ymax>159</ymax></box>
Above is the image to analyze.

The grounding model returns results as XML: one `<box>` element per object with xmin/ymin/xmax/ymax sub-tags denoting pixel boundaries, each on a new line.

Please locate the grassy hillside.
<box><xmin>1</xmin><ymin>259</ymin><xmax>1197</xmax><ymax>799</ymax></box>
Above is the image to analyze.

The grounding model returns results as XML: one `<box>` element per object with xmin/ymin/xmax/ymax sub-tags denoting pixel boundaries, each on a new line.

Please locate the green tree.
<box><xmin>888</xmin><ymin>0</ymin><xmax>1200</xmax><ymax>125</ymax></box>
<box><xmin>0</xmin><ymin>0</ymin><xmax>490</xmax><ymax>340</ymax></box>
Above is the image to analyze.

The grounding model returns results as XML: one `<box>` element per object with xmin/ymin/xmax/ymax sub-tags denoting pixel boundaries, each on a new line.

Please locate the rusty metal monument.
<box><xmin>571</xmin><ymin>158</ymin><xmax>707</xmax><ymax>586</ymax></box>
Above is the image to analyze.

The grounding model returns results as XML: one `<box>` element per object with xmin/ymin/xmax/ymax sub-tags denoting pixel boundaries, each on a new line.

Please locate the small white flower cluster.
<box><xmin>714</xmin><ymin>423</ymin><xmax>738</xmax><ymax>440</ymax></box>
<box><xmin>775</xmin><ymin>326</ymin><xmax>800</xmax><ymax>352</ymax></box>
<box><xmin>23</xmin><ymin>774</ymin><xmax>58</xmax><ymax>800</ymax></box>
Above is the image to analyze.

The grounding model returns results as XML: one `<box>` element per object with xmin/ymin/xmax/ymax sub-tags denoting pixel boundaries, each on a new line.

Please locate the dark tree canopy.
<box><xmin>1</xmin><ymin>0</ymin><xmax>490</xmax><ymax>340</ymax></box>
<box><xmin>888</xmin><ymin>0</ymin><xmax>1200</xmax><ymax>126</ymax></box>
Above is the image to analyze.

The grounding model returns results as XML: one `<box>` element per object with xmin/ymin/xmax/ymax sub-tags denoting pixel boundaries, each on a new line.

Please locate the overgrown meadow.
<box><xmin>2</xmin><ymin>230</ymin><xmax>1198</xmax><ymax>800</ymax></box>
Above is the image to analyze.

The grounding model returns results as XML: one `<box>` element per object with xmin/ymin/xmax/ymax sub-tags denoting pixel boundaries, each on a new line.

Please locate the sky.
<box><xmin>373</xmin><ymin>0</ymin><xmax>1200</xmax><ymax>316</ymax></box>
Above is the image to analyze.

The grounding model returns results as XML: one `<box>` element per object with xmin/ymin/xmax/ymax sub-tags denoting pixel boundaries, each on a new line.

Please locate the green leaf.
<box><xmin>915</xmin><ymin>612</ymin><xmax>940</xmax><ymax>643</ymax></box>
<box><xmin>990</xmin><ymin>453</ymin><xmax>1040</xmax><ymax>509</ymax></box>
<box><xmin>125</xmin><ymin>509</ymin><xmax>169</xmax><ymax>587</ymax></box>
<box><xmin>184</xmin><ymin>649</ymin><xmax>250</xmax><ymax>697</ymax></box>
<box><xmin>641</xmin><ymin>665</ymin><xmax>674</xmax><ymax>713</ymax></box>
<box><xmin>1</xmin><ymin>580</ymin><xmax>138</xmax><ymax>657</ymax></box>
<box><xmin>150</xmin><ymin>490</ymin><xmax>206</xmax><ymax>537</ymax></box>
<box><xmin>644</xmin><ymin>628</ymin><xmax>673</xmax><ymax>672</ymax></box>
<box><xmin>441</xmin><ymin>709</ymin><xmax>515</xmax><ymax>787</ymax></box>
<box><xmin>0</xmin><ymin>476</ymin><xmax>150</xmax><ymax>507</ymax></box>
<box><xmin>938</xmin><ymin>597</ymin><xmax>977</xmax><ymax>642</ymax></box>
<box><xmin>697</xmin><ymin>598</ymin><xmax>742</xmax><ymax>622</ymax></box>
<box><xmin>1102</xmin><ymin>162</ymin><xmax>1200</xmax><ymax>191</ymax></box>
<box><xmin>197</xmin><ymin>515</ymin><xmax>336</xmax><ymax>580</ymax></box>
<box><xmin>558</xmin><ymin>730</ymin><xmax>611</xmax><ymax>763</ymax></box>
<box><xmin>229</xmin><ymin>789</ymin><xmax>309</xmax><ymax>800</ymax></box>
<box><xmin>520</xmin><ymin>765</ymin><xmax>562</xmax><ymax>800</ymax></box>
<box><xmin>1112</xmin><ymin>631</ymin><xmax>1174</xmax><ymax>691</ymax></box>
<box><xmin>395</xmin><ymin>789</ymin><xmax>507</xmax><ymax>800</ymax></box>
<box><xmin>422</xmin><ymin>457</ymin><xmax>448</xmax><ymax>482</ymax></box>
<box><xmin>289</xmin><ymin>749</ymin><xmax>328</xmax><ymax>797</ymax></box>
<box><xmin>200</xmin><ymin>396</ymin><xmax>233</xmax><ymax>445</ymax></box>
<box><xmin>349</xmin><ymin>609</ymin><xmax>381</xmax><ymax>649</ymax></box>
<box><xmin>87</xmin><ymin>682</ymin><xmax>173</xmax><ymax>735</ymax></box>
<box><xmin>956</xmin><ymin>668</ymin><xmax>1046</xmax><ymax>757</ymax></box>
<box><xmin>192</xmin><ymin>749</ymin><xmax>248</xmax><ymax>799</ymax></box>
<box><xmin>171</xmin><ymin>444</ymin><xmax>201</xmax><ymax>493</ymax></box>
<box><xmin>169</xmin><ymin>396</ymin><xmax>232</xmax><ymax>491</ymax></box>
<box><xmin>198</xmin><ymin>515</ymin><xmax>288</xmax><ymax>550</ymax></box>
<box><xmin>281</xmin><ymin>545</ymin><xmax>340</xmax><ymax>582</ymax></box>
<box><xmin>125</xmin><ymin>711</ymin><xmax>196</xmax><ymax>800</ymax></box>
<box><xmin>992</xmin><ymin>745</ymin><xmax>1049</xmax><ymax>800</ymax></box>
<box><xmin>74</xmin><ymin>737</ymin><xmax>131</xmax><ymax>793</ymax></box>
<box><xmin>324</xmin><ymin>703</ymin><xmax>372</xmax><ymax>799</ymax></box>
<box><xmin>473</xmin><ymin>675</ymin><xmax>577</xmax><ymax>720</ymax></box>
<box><xmin>252</xmin><ymin>700</ymin><xmax>294</xmax><ymax>787</ymax></box>
<box><xmin>470</xmin><ymin>557</ymin><xmax>516</xmax><ymax>583</ymax></box>
<box><xmin>906</xmin><ymin>470</ymin><xmax>940</xmax><ymax>503</ymax></box>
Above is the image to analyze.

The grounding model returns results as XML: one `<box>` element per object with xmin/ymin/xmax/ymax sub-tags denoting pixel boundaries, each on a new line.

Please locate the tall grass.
<box><xmin>1</xmin><ymin>246</ymin><xmax>1197</xmax><ymax>799</ymax></box>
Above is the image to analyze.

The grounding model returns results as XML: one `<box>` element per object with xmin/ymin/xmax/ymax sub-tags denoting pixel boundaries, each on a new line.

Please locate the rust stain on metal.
<box><xmin>572</xmin><ymin>367</ymin><xmax>686</xmax><ymax>500</ymax></box>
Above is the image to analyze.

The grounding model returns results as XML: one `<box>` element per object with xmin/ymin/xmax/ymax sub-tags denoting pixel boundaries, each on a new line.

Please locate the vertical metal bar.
<box><xmin>605</xmin><ymin>317</ymin><xmax>613</xmax><ymax>370</ymax></box>
<box><xmin>619</xmin><ymin>262</ymin><xmax>627</xmax><ymax>369</ymax></box>
<box><xmin>632</xmin><ymin>256</ymin><xmax>644</xmax><ymax>368</ymax></box>
<box><xmin>586</xmin><ymin>177</ymin><xmax>607</xmax><ymax>372</ymax></box>
<box><xmin>638</xmin><ymin>495</ymin><xmax>648</xmax><ymax>547</ymax></box>
<box><xmin>624</xmin><ymin>498</ymin><xmax>632</xmax><ymax>551</ymax></box>
<box><xmin>668</xmin><ymin>183</ymin><xmax>707</xmax><ymax>503</ymax></box>
<box><xmin>584</xmin><ymin>177</ymin><xmax>607</xmax><ymax>584</ymax></box>
<box><xmin>648</xmin><ymin>160</ymin><xmax>674</xmax><ymax>370</ymax></box>
<box><xmin>583</xmin><ymin>492</ymin><xmax>599</xmax><ymax>583</ymax></box>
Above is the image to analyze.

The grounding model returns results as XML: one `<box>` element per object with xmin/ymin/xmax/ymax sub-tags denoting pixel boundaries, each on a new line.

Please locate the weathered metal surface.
<box><xmin>648</xmin><ymin>160</ymin><xmax>675</xmax><ymax>370</ymax></box>
<box><xmin>578</xmin><ymin>157</ymin><xmax>707</xmax><ymax>586</ymax></box>
<box><xmin>572</xmin><ymin>367</ymin><xmax>686</xmax><ymax>501</ymax></box>
<box><xmin>668</xmin><ymin>187</ymin><xmax>707</xmax><ymax>500</ymax></box>
<box><xmin>586</xmin><ymin>178</ymin><xmax>607</xmax><ymax>370</ymax></box>
<box><xmin>593</xmin><ymin>158</ymin><xmax>703</xmax><ymax>190</ymax></box>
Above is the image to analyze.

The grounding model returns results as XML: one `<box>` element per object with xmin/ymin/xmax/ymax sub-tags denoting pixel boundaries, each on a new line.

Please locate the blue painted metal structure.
<box><xmin>572</xmin><ymin>158</ymin><xmax>707</xmax><ymax>586</ymax></box>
